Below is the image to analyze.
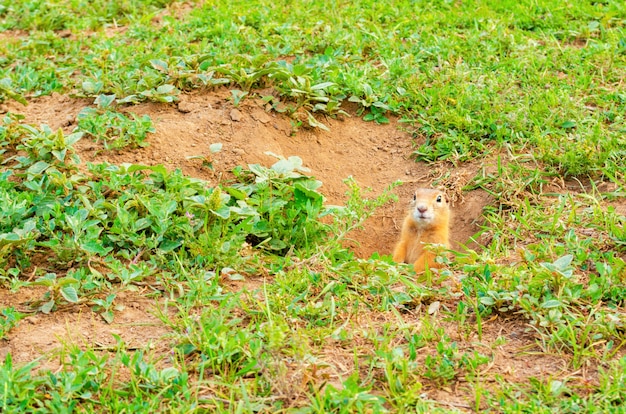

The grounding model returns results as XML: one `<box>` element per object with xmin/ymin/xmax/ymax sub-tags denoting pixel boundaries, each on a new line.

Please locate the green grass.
<box><xmin>2</xmin><ymin>0</ymin><xmax>625</xmax><ymax>176</ymax></box>
<box><xmin>1</xmin><ymin>0</ymin><xmax>625</xmax><ymax>412</ymax></box>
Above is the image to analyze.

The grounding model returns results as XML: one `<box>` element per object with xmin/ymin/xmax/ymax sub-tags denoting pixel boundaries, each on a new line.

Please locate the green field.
<box><xmin>1</xmin><ymin>0</ymin><xmax>625</xmax><ymax>412</ymax></box>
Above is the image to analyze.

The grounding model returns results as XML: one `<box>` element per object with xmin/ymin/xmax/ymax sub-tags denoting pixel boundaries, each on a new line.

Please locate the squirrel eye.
<box><xmin>436</xmin><ymin>195</ymin><xmax>442</xmax><ymax>203</ymax></box>
<box><xmin>412</xmin><ymin>194</ymin><xmax>416</xmax><ymax>201</ymax></box>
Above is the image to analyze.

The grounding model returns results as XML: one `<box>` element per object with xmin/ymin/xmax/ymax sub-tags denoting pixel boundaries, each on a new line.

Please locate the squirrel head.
<box><xmin>410</xmin><ymin>188</ymin><xmax>450</xmax><ymax>228</ymax></box>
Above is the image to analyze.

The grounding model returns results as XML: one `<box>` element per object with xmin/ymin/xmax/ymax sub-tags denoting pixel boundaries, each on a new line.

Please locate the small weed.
<box><xmin>304</xmin><ymin>373</ymin><xmax>387</xmax><ymax>413</ymax></box>
<box><xmin>0</xmin><ymin>78</ymin><xmax>27</xmax><ymax>105</ymax></box>
<box><xmin>349</xmin><ymin>83</ymin><xmax>390</xmax><ymax>124</ymax></box>
<box><xmin>422</xmin><ymin>336</ymin><xmax>489</xmax><ymax>386</ymax></box>
<box><xmin>0</xmin><ymin>307</ymin><xmax>25</xmax><ymax>339</ymax></box>
<box><xmin>76</xmin><ymin>94</ymin><xmax>154</xmax><ymax>150</ymax></box>
<box><xmin>186</xmin><ymin>142</ymin><xmax>223</xmax><ymax>170</ymax></box>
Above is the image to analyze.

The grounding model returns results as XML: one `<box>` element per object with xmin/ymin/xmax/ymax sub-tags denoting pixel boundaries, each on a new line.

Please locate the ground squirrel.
<box><xmin>393</xmin><ymin>188</ymin><xmax>450</xmax><ymax>273</ymax></box>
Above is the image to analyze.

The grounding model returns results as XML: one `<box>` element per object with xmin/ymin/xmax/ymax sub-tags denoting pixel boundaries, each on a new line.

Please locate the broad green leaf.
<box><xmin>307</xmin><ymin>113</ymin><xmax>329</xmax><ymax>131</ymax></box>
<box><xmin>33</xmin><ymin>273</ymin><xmax>56</xmax><ymax>287</ymax></box>
<box><xmin>248</xmin><ymin>163</ymin><xmax>268</xmax><ymax>179</ymax></box>
<box><xmin>82</xmin><ymin>240</ymin><xmax>112</xmax><ymax>255</ymax></box>
<box><xmin>133</xmin><ymin>218</ymin><xmax>152</xmax><ymax>231</ymax></box>
<box><xmin>125</xmin><ymin>164</ymin><xmax>168</xmax><ymax>176</ymax></box>
<box><xmin>40</xmin><ymin>300</ymin><xmax>55</xmax><ymax>314</ymax></box>
<box><xmin>159</xmin><ymin>367</ymin><xmax>180</xmax><ymax>381</ymax></box>
<box><xmin>101</xmin><ymin>311</ymin><xmax>114</xmax><ymax>324</ymax></box>
<box><xmin>541</xmin><ymin>299</ymin><xmax>561</xmax><ymax>309</ymax></box>
<box><xmin>60</xmin><ymin>286</ymin><xmax>79</xmax><ymax>303</ymax></box>
<box><xmin>27</xmin><ymin>161</ymin><xmax>50</xmax><ymax>175</ymax></box>
<box><xmin>51</xmin><ymin>149</ymin><xmax>67</xmax><ymax>163</ymax></box>
<box><xmin>311</xmin><ymin>81</ymin><xmax>335</xmax><ymax>90</ymax></box>
<box><xmin>81</xmin><ymin>80</ymin><xmax>103</xmax><ymax>95</ymax></box>
<box><xmin>479</xmin><ymin>297</ymin><xmax>496</xmax><ymax>306</ymax></box>
<box><xmin>225</xmin><ymin>187</ymin><xmax>247</xmax><ymax>200</ymax></box>
<box><xmin>295</xmin><ymin>181</ymin><xmax>324</xmax><ymax>197</ymax></box>
<box><xmin>159</xmin><ymin>239</ymin><xmax>182</xmax><ymax>252</ymax></box>
<box><xmin>553</xmin><ymin>254</ymin><xmax>573</xmax><ymax>270</ymax></box>
<box><xmin>65</xmin><ymin>131</ymin><xmax>83</xmax><ymax>146</ymax></box>
<box><xmin>94</xmin><ymin>94</ymin><xmax>116</xmax><ymax>108</ymax></box>
<box><xmin>150</xmin><ymin>59</ymin><xmax>169</xmax><ymax>73</ymax></box>
<box><xmin>211</xmin><ymin>206</ymin><xmax>231</xmax><ymax>219</ymax></box>
<box><xmin>268</xmin><ymin>238</ymin><xmax>287</xmax><ymax>250</ymax></box>
<box><xmin>561</xmin><ymin>120</ymin><xmax>577</xmax><ymax>129</ymax></box>
<box><xmin>156</xmin><ymin>84</ymin><xmax>176</xmax><ymax>94</ymax></box>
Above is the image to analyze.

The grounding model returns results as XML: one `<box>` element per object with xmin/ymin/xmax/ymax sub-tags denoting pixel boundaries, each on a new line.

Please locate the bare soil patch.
<box><xmin>0</xmin><ymin>288</ymin><xmax>170</xmax><ymax>370</ymax></box>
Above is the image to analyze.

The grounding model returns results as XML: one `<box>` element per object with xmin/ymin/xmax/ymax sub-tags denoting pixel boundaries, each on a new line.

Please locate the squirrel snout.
<box><xmin>417</xmin><ymin>206</ymin><xmax>428</xmax><ymax>213</ymax></box>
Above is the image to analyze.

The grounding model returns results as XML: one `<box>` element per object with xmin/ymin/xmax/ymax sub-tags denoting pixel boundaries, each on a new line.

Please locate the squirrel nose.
<box><xmin>417</xmin><ymin>206</ymin><xmax>427</xmax><ymax>213</ymax></box>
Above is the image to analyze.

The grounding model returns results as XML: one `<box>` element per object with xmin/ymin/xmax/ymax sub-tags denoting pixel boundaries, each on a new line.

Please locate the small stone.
<box><xmin>232</xmin><ymin>148</ymin><xmax>246</xmax><ymax>155</ymax></box>
<box><xmin>177</xmin><ymin>101</ymin><xmax>195</xmax><ymax>113</ymax></box>
<box><xmin>229</xmin><ymin>108</ymin><xmax>243</xmax><ymax>122</ymax></box>
<box><xmin>251</xmin><ymin>110</ymin><xmax>271</xmax><ymax>124</ymax></box>
<box><xmin>27</xmin><ymin>316</ymin><xmax>40</xmax><ymax>324</ymax></box>
<box><xmin>0</xmin><ymin>346</ymin><xmax>10</xmax><ymax>360</ymax></box>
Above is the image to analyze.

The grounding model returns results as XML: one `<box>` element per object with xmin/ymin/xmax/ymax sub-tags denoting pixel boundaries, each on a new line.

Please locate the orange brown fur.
<box><xmin>393</xmin><ymin>188</ymin><xmax>450</xmax><ymax>273</ymax></box>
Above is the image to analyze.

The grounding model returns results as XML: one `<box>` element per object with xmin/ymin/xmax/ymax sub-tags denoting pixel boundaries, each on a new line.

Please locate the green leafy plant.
<box><xmin>0</xmin><ymin>307</ymin><xmax>25</xmax><ymax>339</ymax></box>
<box><xmin>186</xmin><ymin>142</ymin><xmax>223</xmax><ymax>170</ymax></box>
<box><xmin>229</xmin><ymin>89</ymin><xmax>248</xmax><ymax>107</ymax></box>
<box><xmin>0</xmin><ymin>78</ymin><xmax>27</xmax><ymax>105</ymax></box>
<box><xmin>349</xmin><ymin>83</ymin><xmax>390</xmax><ymax>124</ymax></box>
<box><xmin>13</xmin><ymin>125</ymin><xmax>82</xmax><ymax>172</ymax></box>
<box><xmin>231</xmin><ymin>154</ymin><xmax>330</xmax><ymax>253</ymax></box>
<box><xmin>422</xmin><ymin>337</ymin><xmax>489</xmax><ymax>385</ymax></box>
<box><xmin>76</xmin><ymin>94</ymin><xmax>154</xmax><ymax>150</ymax></box>
<box><xmin>305</xmin><ymin>373</ymin><xmax>387</xmax><ymax>413</ymax></box>
<box><xmin>30</xmin><ymin>273</ymin><xmax>80</xmax><ymax>313</ymax></box>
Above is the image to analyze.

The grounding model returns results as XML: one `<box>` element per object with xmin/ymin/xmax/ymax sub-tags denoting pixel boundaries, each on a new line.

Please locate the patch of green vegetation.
<box><xmin>0</xmin><ymin>307</ymin><xmax>25</xmax><ymax>339</ymax></box>
<box><xmin>1</xmin><ymin>0</ymin><xmax>624</xmax><ymax>176</ymax></box>
<box><xmin>489</xmin><ymin>356</ymin><xmax>626</xmax><ymax>413</ymax></box>
<box><xmin>76</xmin><ymin>94</ymin><xmax>154</xmax><ymax>150</ymax></box>
<box><xmin>0</xmin><ymin>0</ymin><xmax>174</xmax><ymax>31</ymax></box>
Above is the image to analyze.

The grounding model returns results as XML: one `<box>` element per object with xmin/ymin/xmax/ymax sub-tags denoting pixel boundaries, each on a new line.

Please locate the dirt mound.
<box><xmin>5</xmin><ymin>89</ymin><xmax>491</xmax><ymax>258</ymax></box>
